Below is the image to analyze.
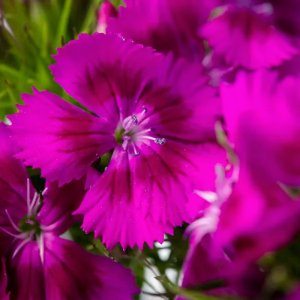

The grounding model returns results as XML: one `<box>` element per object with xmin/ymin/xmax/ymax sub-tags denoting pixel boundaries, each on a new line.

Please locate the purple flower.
<box><xmin>107</xmin><ymin>0</ymin><xmax>219</xmax><ymax>62</ymax></box>
<box><xmin>0</xmin><ymin>123</ymin><xmax>138</xmax><ymax>299</ymax></box>
<box><xmin>96</xmin><ymin>0</ymin><xmax>118</xmax><ymax>33</ymax></box>
<box><xmin>178</xmin><ymin>235</ymin><xmax>265</xmax><ymax>300</ymax></box>
<box><xmin>179</xmin><ymin>165</ymin><xmax>265</xmax><ymax>300</ymax></box>
<box><xmin>179</xmin><ymin>69</ymin><xmax>300</xmax><ymax>299</ymax></box>
<box><xmin>185</xmin><ymin>164</ymin><xmax>239</xmax><ymax>244</ymax></box>
<box><xmin>10</xmin><ymin>33</ymin><xmax>222</xmax><ymax>249</ymax></box>
<box><xmin>201</xmin><ymin>5</ymin><xmax>297</xmax><ymax>69</ymax></box>
<box><xmin>215</xmin><ymin>70</ymin><xmax>300</xmax><ymax>260</ymax></box>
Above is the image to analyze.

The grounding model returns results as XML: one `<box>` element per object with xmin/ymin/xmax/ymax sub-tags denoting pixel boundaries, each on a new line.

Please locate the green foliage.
<box><xmin>0</xmin><ymin>0</ymin><xmax>102</xmax><ymax>119</ymax></box>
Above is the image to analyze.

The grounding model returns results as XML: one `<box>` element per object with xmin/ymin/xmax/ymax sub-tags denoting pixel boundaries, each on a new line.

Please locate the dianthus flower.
<box><xmin>107</xmin><ymin>0</ymin><xmax>219</xmax><ymax>63</ymax></box>
<box><xmin>178</xmin><ymin>165</ymin><xmax>266</xmax><ymax>300</ymax></box>
<box><xmin>216</xmin><ymin>70</ymin><xmax>300</xmax><ymax>261</ymax></box>
<box><xmin>201</xmin><ymin>1</ymin><xmax>298</xmax><ymax>69</ymax></box>
<box><xmin>10</xmin><ymin>33</ymin><xmax>222</xmax><ymax>249</ymax></box>
<box><xmin>97</xmin><ymin>0</ymin><xmax>117</xmax><ymax>33</ymax></box>
<box><xmin>179</xmin><ymin>70</ymin><xmax>300</xmax><ymax>299</ymax></box>
<box><xmin>178</xmin><ymin>235</ymin><xmax>265</xmax><ymax>300</ymax></box>
<box><xmin>0</xmin><ymin>123</ymin><xmax>138</xmax><ymax>299</ymax></box>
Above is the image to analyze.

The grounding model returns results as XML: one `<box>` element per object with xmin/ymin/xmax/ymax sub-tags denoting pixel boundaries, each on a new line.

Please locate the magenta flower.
<box><xmin>215</xmin><ymin>70</ymin><xmax>300</xmax><ymax>261</ymax></box>
<box><xmin>107</xmin><ymin>0</ymin><xmax>219</xmax><ymax>62</ymax></box>
<box><xmin>178</xmin><ymin>165</ymin><xmax>265</xmax><ymax>300</ymax></box>
<box><xmin>0</xmin><ymin>123</ymin><xmax>138</xmax><ymax>299</ymax></box>
<box><xmin>201</xmin><ymin>4</ymin><xmax>297</xmax><ymax>69</ymax></box>
<box><xmin>178</xmin><ymin>235</ymin><xmax>265</xmax><ymax>300</ymax></box>
<box><xmin>10</xmin><ymin>33</ymin><xmax>222</xmax><ymax>249</ymax></box>
<box><xmin>179</xmin><ymin>69</ymin><xmax>300</xmax><ymax>299</ymax></box>
<box><xmin>185</xmin><ymin>164</ymin><xmax>239</xmax><ymax>244</ymax></box>
<box><xmin>221</xmin><ymin>0</ymin><xmax>300</xmax><ymax>37</ymax></box>
<box><xmin>285</xmin><ymin>286</ymin><xmax>300</xmax><ymax>300</ymax></box>
<box><xmin>0</xmin><ymin>259</ymin><xmax>8</xmax><ymax>299</ymax></box>
<box><xmin>96</xmin><ymin>0</ymin><xmax>118</xmax><ymax>33</ymax></box>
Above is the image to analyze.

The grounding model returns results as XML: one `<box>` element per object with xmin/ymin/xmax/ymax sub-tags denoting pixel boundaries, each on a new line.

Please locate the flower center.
<box><xmin>0</xmin><ymin>179</ymin><xmax>46</xmax><ymax>261</ymax></box>
<box><xmin>114</xmin><ymin>107</ymin><xmax>166</xmax><ymax>156</ymax></box>
<box><xmin>19</xmin><ymin>215</ymin><xmax>41</xmax><ymax>237</ymax></box>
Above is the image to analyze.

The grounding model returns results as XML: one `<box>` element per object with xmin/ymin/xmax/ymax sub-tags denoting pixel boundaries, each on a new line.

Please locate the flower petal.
<box><xmin>43</xmin><ymin>235</ymin><xmax>138</xmax><ymax>300</ymax></box>
<box><xmin>7</xmin><ymin>242</ymin><xmax>45</xmax><ymax>300</ymax></box>
<box><xmin>77</xmin><ymin>142</ymin><xmax>224</xmax><ymax>249</ymax></box>
<box><xmin>50</xmin><ymin>33</ymin><xmax>163</xmax><ymax>118</ymax></box>
<box><xmin>0</xmin><ymin>123</ymin><xmax>28</xmax><ymax>212</ymax></box>
<box><xmin>221</xmin><ymin>70</ymin><xmax>300</xmax><ymax>186</ymax></box>
<box><xmin>201</xmin><ymin>7</ymin><xmax>296</xmax><ymax>69</ymax></box>
<box><xmin>10</xmin><ymin>89</ymin><xmax>115</xmax><ymax>185</ymax></box>
<box><xmin>38</xmin><ymin>180</ymin><xmax>86</xmax><ymax>235</ymax></box>
<box><xmin>216</xmin><ymin>170</ymin><xmax>300</xmax><ymax>263</ymax></box>
<box><xmin>108</xmin><ymin>0</ymin><xmax>218</xmax><ymax>62</ymax></box>
<box><xmin>179</xmin><ymin>235</ymin><xmax>265</xmax><ymax>299</ymax></box>
<box><xmin>0</xmin><ymin>123</ymin><xmax>29</xmax><ymax>254</ymax></box>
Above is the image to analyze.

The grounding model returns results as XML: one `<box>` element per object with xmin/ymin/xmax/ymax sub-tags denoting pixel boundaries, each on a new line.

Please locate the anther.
<box><xmin>154</xmin><ymin>138</ymin><xmax>166</xmax><ymax>145</ymax></box>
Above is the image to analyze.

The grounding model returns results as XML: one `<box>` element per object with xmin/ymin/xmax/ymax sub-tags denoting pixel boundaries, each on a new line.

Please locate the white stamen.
<box><xmin>119</xmin><ymin>107</ymin><xmax>166</xmax><ymax>156</ymax></box>
<box><xmin>5</xmin><ymin>209</ymin><xmax>20</xmax><ymax>232</ymax></box>
<box><xmin>0</xmin><ymin>227</ymin><xmax>23</xmax><ymax>239</ymax></box>
<box><xmin>131</xmin><ymin>143</ymin><xmax>140</xmax><ymax>156</ymax></box>
<box><xmin>136</xmin><ymin>128</ymin><xmax>152</xmax><ymax>136</ymax></box>
<box><xmin>154</xmin><ymin>137</ymin><xmax>166</xmax><ymax>145</ymax></box>
<box><xmin>194</xmin><ymin>191</ymin><xmax>217</xmax><ymax>203</ymax></box>
<box><xmin>138</xmin><ymin>135</ymin><xmax>167</xmax><ymax>145</ymax></box>
<box><xmin>122</xmin><ymin>136</ymin><xmax>130</xmax><ymax>151</ymax></box>
<box><xmin>42</xmin><ymin>187</ymin><xmax>48</xmax><ymax>196</ymax></box>
<box><xmin>38</xmin><ymin>234</ymin><xmax>45</xmax><ymax>264</ymax></box>
<box><xmin>123</xmin><ymin>114</ymin><xmax>138</xmax><ymax>131</ymax></box>
<box><xmin>29</xmin><ymin>193</ymin><xmax>40</xmax><ymax>215</ymax></box>
<box><xmin>12</xmin><ymin>236</ymin><xmax>32</xmax><ymax>259</ymax></box>
<box><xmin>41</xmin><ymin>219</ymin><xmax>62</xmax><ymax>232</ymax></box>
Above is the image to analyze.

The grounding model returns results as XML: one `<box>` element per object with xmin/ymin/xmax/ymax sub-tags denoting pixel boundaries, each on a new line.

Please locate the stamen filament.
<box><xmin>12</xmin><ymin>236</ymin><xmax>32</xmax><ymax>259</ymax></box>
<box><xmin>38</xmin><ymin>234</ymin><xmax>45</xmax><ymax>263</ymax></box>
<box><xmin>5</xmin><ymin>209</ymin><xmax>20</xmax><ymax>233</ymax></box>
<box><xmin>0</xmin><ymin>227</ymin><xmax>23</xmax><ymax>239</ymax></box>
<box><xmin>29</xmin><ymin>192</ymin><xmax>40</xmax><ymax>215</ymax></box>
<box><xmin>131</xmin><ymin>143</ymin><xmax>140</xmax><ymax>156</ymax></box>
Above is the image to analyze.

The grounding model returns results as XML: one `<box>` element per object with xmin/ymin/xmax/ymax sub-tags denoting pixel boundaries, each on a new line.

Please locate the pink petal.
<box><xmin>50</xmin><ymin>33</ymin><xmax>163</xmax><ymax>118</ymax></box>
<box><xmin>179</xmin><ymin>235</ymin><xmax>265</xmax><ymax>299</ymax></box>
<box><xmin>0</xmin><ymin>123</ymin><xmax>30</xmax><ymax>254</ymax></box>
<box><xmin>44</xmin><ymin>235</ymin><xmax>138</xmax><ymax>299</ymax></box>
<box><xmin>107</xmin><ymin>0</ymin><xmax>219</xmax><ymax>62</ymax></box>
<box><xmin>8</xmin><ymin>241</ymin><xmax>45</xmax><ymax>300</ymax></box>
<box><xmin>0</xmin><ymin>123</ymin><xmax>28</xmax><ymax>212</ymax></box>
<box><xmin>10</xmin><ymin>89</ymin><xmax>115</xmax><ymax>185</ymax></box>
<box><xmin>38</xmin><ymin>180</ymin><xmax>86</xmax><ymax>235</ymax></box>
<box><xmin>96</xmin><ymin>0</ymin><xmax>118</xmax><ymax>33</ymax></box>
<box><xmin>77</xmin><ymin>142</ymin><xmax>225</xmax><ymax>250</ymax></box>
<box><xmin>201</xmin><ymin>7</ymin><xmax>296</xmax><ymax>69</ymax></box>
<box><xmin>221</xmin><ymin>70</ymin><xmax>300</xmax><ymax>186</ymax></box>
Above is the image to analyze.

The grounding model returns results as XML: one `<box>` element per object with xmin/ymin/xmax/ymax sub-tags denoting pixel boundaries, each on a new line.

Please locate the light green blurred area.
<box><xmin>0</xmin><ymin>0</ymin><xmax>118</xmax><ymax>119</ymax></box>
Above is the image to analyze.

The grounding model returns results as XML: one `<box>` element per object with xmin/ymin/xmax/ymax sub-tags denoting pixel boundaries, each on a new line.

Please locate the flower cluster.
<box><xmin>1</xmin><ymin>0</ymin><xmax>300</xmax><ymax>298</ymax></box>
<box><xmin>0</xmin><ymin>123</ymin><xmax>138</xmax><ymax>299</ymax></box>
